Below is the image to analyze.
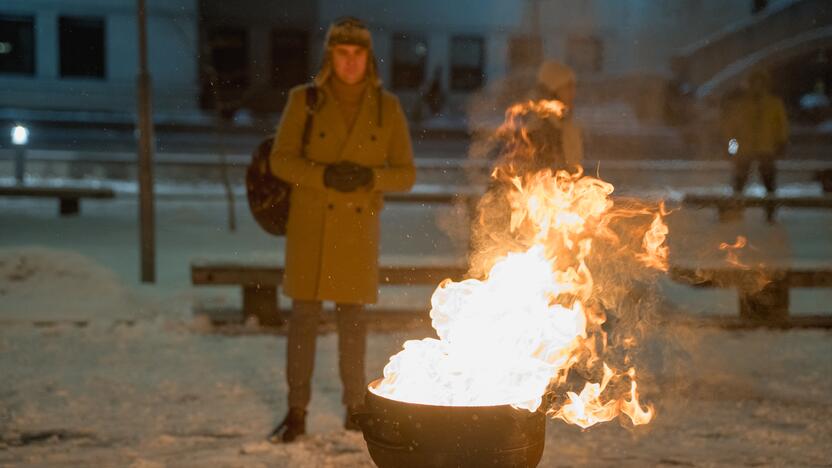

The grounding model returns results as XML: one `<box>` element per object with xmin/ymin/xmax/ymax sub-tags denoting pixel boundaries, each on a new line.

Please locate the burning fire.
<box><xmin>372</xmin><ymin>99</ymin><xmax>668</xmax><ymax>429</ymax></box>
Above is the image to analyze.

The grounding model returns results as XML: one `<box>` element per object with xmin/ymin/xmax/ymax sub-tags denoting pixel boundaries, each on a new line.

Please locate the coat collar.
<box><xmin>320</xmin><ymin>82</ymin><xmax>380</xmax><ymax>160</ymax></box>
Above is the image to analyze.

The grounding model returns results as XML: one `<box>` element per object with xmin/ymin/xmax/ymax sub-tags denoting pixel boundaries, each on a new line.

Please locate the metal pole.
<box><xmin>14</xmin><ymin>147</ymin><xmax>25</xmax><ymax>184</ymax></box>
<box><xmin>137</xmin><ymin>0</ymin><xmax>155</xmax><ymax>283</ymax></box>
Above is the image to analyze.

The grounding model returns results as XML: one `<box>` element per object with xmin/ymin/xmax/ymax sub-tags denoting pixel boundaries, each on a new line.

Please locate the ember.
<box><xmin>720</xmin><ymin>235</ymin><xmax>749</xmax><ymax>268</ymax></box>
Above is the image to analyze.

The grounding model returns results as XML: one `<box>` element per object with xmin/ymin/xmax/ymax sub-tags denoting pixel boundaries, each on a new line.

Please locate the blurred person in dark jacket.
<box><xmin>721</xmin><ymin>70</ymin><xmax>789</xmax><ymax>196</ymax></box>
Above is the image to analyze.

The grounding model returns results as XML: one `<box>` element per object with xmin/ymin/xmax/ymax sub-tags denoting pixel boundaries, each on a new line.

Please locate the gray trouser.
<box><xmin>287</xmin><ymin>300</ymin><xmax>366</xmax><ymax>409</ymax></box>
<box><xmin>732</xmin><ymin>152</ymin><xmax>776</xmax><ymax>194</ymax></box>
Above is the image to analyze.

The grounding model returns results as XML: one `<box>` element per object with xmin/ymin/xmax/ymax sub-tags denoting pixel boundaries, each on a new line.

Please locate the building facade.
<box><xmin>0</xmin><ymin>0</ymin><xmax>800</xmax><ymax>118</ymax></box>
<box><xmin>0</xmin><ymin>0</ymin><xmax>198</xmax><ymax>115</ymax></box>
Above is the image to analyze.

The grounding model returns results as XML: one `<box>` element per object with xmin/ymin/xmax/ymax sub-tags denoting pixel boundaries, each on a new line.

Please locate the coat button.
<box><xmin>319</xmin><ymin>131</ymin><xmax>326</xmax><ymax>138</ymax></box>
<box><xmin>370</xmin><ymin>134</ymin><xmax>377</xmax><ymax>142</ymax></box>
<box><xmin>328</xmin><ymin>203</ymin><xmax>334</xmax><ymax>210</ymax></box>
<box><xmin>356</xmin><ymin>207</ymin><xmax>362</xmax><ymax>214</ymax></box>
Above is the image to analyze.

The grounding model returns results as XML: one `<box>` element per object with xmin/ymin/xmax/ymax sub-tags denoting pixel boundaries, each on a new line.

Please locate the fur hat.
<box><xmin>536</xmin><ymin>61</ymin><xmax>576</xmax><ymax>94</ymax></box>
<box><xmin>314</xmin><ymin>17</ymin><xmax>381</xmax><ymax>87</ymax></box>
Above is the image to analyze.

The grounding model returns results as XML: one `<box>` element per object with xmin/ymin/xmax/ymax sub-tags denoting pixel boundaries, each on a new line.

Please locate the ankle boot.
<box><xmin>268</xmin><ymin>407</ymin><xmax>306</xmax><ymax>443</ymax></box>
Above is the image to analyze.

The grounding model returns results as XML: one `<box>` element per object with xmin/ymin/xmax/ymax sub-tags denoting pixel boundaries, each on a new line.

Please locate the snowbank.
<box><xmin>0</xmin><ymin>247</ymin><xmax>152</xmax><ymax>322</ymax></box>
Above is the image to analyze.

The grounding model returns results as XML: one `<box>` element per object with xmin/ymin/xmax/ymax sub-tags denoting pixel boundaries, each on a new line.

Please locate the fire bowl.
<box><xmin>354</xmin><ymin>379</ymin><xmax>546</xmax><ymax>468</ymax></box>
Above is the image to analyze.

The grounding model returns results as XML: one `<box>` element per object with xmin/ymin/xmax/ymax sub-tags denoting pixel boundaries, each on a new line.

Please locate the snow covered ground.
<box><xmin>1</xmin><ymin>174</ymin><xmax>831</xmax><ymax>466</ymax></box>
<box><xmin>1</xmin><ymin>274</ymin><xmax>830</xmax><ymax>466</ymax></box>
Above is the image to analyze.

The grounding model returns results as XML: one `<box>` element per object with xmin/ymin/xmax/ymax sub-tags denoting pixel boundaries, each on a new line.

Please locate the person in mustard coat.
<box><xmin>721</xmin><ymin>69</ymin><xmax>789</xmax><ymax>196</ymax></box>
<box><xmin>267</xmin><ymin>17</ymin><xmax>415</xmax><ymax>443</ymax></box>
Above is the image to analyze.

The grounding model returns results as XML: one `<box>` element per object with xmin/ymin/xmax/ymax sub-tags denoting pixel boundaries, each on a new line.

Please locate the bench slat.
<box><xmin>191</xmin><ymin>265</ymin><xmax>283</xmax><ymax>286</ymax></box>
<box><xmin>0</xmin><ymin>185</ymin><xmax>115</xmax><ymax>199</ymax></box>
<box><xmin>683</xmin><ymin>194</ymin><xmax>832</xmax><ymax>209</ymax></box>
<box><xmin>670</xmin><ymin>266</ymin><xmax>832</xmax><ymax>288</ymax></box>
<box><xmin>378</xmin><ymin>265</ymin><xmax>468</xmax><ymax>284</ymax></box>
<box><xmin>384</xmin><ymin>192</ymin><xmax>480</xmax><ymax>204</ymax></box>
<box><xmin>788</xmin><ymin>270</ymin><xmax>832</xmax><ymax>287</ymax></box>
<box><xmin>191</xmin><ymin>263</ymin><xmax>468</xmax><ymax>286</ymax></box>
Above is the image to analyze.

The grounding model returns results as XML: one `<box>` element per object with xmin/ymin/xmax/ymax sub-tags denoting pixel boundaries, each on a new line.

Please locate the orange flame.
<box><xmin>620</xmin><ymin>368</ymin><xmax>655</xmax><ymax>426</ymax></box>
<box><xmin>719</xmin><ymin>235</ymin><xmax>748</xmax><ymax>268</ymax></box>
<box><xmin>372</xmin><ymin>99</ymin><xmax>665</xmax><ymax>429</ymax></box>
<box><xmin>638</xmin><ymin>202</ymin><xmax>669</xmax><ymax>271</ymax></box>
<box><xmin>552</xmin><ymin>363</ymin><xmax>618</xmax><ymax>428</ymax></box>
<box><xmin>553</xmin><ymin>365</ymin><xmax>654</xmax><ymax>428</ymax></box>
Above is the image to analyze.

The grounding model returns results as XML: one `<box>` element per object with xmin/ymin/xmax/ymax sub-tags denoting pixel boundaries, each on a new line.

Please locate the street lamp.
<box><xmin>11</xmin><ymin>124</ymin><xmax>29</xmax><ymax>184</ymax></box>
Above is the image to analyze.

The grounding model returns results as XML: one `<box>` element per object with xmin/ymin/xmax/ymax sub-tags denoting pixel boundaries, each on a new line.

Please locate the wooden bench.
<box><xmin>682</xmin><ymin>194</ymin><xmax>832</xmax><ymax>221</ymax></box>
<box><xmin>384</xmin><ymin>190</ymin><xmax>480</xmax><ymax>205</ymax></box>
<box><xmin>0</xmin><ymin>185</ymin><xmax>115</xmax><ymax>215</ymax></box>
<box><xmin>191</xmin><ymin>261</ymin><xmax>467</xmax><ymax>327</ymax></box>
<box><xmin>669</xmin><ymin>265</ymin><xmax>832</xmax><ymax>323</ymax></box>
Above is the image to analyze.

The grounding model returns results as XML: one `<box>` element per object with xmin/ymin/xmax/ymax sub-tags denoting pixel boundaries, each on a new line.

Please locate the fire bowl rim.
<box><xmin>359</xmin><ymin>378</ymin><xmax>547</xmax><ymax>468</ymax></box>
<box><xmin>366</xmin><ymin>378</ymin><xmax>542</xmax><ymax>411</ymax></box>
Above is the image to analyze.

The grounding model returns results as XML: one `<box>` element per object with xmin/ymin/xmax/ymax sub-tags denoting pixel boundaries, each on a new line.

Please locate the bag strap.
<box><xmin>300</xmin><ymin>84</ymin><xmax>318</xmax><ymax>158</ymax></box>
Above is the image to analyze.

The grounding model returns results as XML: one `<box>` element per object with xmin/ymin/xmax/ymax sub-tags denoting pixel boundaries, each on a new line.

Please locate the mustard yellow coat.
<box><xmin>269</xmin><ymin>83</ymin><xmax>415</xmax><ymax>304</ymax></box>
<box><xmin>721</xmin><ymin>92</ymin><xmax>789</xmax><ymax>157</ymax></box>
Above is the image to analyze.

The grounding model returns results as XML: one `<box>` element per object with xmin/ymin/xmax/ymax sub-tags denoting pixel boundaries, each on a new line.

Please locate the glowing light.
<box><xmin>11</xmin><ymin>125</ymin><xmax>29</xmax><ymax>146</ymax></box>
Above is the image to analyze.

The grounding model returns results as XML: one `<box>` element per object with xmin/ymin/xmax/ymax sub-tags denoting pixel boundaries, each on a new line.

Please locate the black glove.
<box><xmin>323</xmin><ymin>161</ymin><xmax>374</xmax><ymax>192</ymax></box>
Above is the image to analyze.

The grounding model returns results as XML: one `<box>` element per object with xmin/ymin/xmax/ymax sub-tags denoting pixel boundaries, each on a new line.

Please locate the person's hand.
<box><xmin>323</xmin><ymin>161</ymin><xmax>374</xmax><ymax>192</ymax></box>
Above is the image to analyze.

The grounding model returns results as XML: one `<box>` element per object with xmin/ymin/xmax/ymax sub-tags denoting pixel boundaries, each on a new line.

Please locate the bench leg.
<box><xmin>718</xmin><ymin>204</ymin><xmax>743</xmax><ymax>222</ymax></box>
<box><xmin>739</xmin><ymin>280</ymin><xmax>789</xmax><ymax>322</ymax></box>
<box><xmin>14</xmin><ymin>147</ymin><xmax>26</xmax><ymax>184</ymax></box>
<box><xmin>59</xmin><ymin>198</ymin><xmax>80</xmax><ymax>216</ymax></box>
<box><xmin>243</xmin><ymin>285</ymin><xmax>282</xmax><ymax>327</ymax></box>
<box><xmin>764</xmin><ymin>200</ymin><xmax>776</xmax><ymax>223</ymax></box>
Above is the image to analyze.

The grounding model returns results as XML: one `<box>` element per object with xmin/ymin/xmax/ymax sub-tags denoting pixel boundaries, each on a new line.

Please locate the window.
<box><xmin>392</xmin><ymin>33</ymin><xmax>427</xmax><ymax>90</ymax></box>
<box><xmin>450</xmin><ymin>36</ymin><xmax>484</xmax><ymax>91</ymax></box>
<box><xmin>207</xmin><ymin>27</ymin><xmax>248</xmax><ymax>89</ymax></box>
<box><xmin>565</xmin><ymin>35</ymin><xmax>603</xmax><ymax>74</ymax></box>
<box><xmin>59</xmin><ymin>16</ymin><xmax>105</xmax><ymax>78</ymax></box>
<box><xmin>271</xmin><ymin>29</ymin><xmax>309</xmax><ymax>90</ymax></box>
<box><xmin>0</xmin><ymin>15</ymin><xmax>35</xmax><ymax>75</ymax></box>
<box><xmin>200</xmin><ymin>26</ymin><xmax>249</xmax><ymax>113</ymax></box>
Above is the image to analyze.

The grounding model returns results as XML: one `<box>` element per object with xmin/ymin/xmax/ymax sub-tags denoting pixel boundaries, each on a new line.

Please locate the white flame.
<box><xmin>373</xmin><ymin>246</ymin><xmax>586</xmax><ymax>410</ymax></box>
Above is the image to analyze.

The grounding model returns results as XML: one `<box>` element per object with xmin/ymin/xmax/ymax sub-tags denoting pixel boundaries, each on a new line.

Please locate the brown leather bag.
<box><xmin>246</xmin><ymin>85</ymin><xmax>318</xmax><ymax>236</ymax></box>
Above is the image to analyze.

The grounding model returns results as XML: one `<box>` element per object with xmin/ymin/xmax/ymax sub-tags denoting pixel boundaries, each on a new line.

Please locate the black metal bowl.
<box><xmin>354</xmin><ymin>379</ymin><xmax>546</xmax><ymax>468</ymax></box>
